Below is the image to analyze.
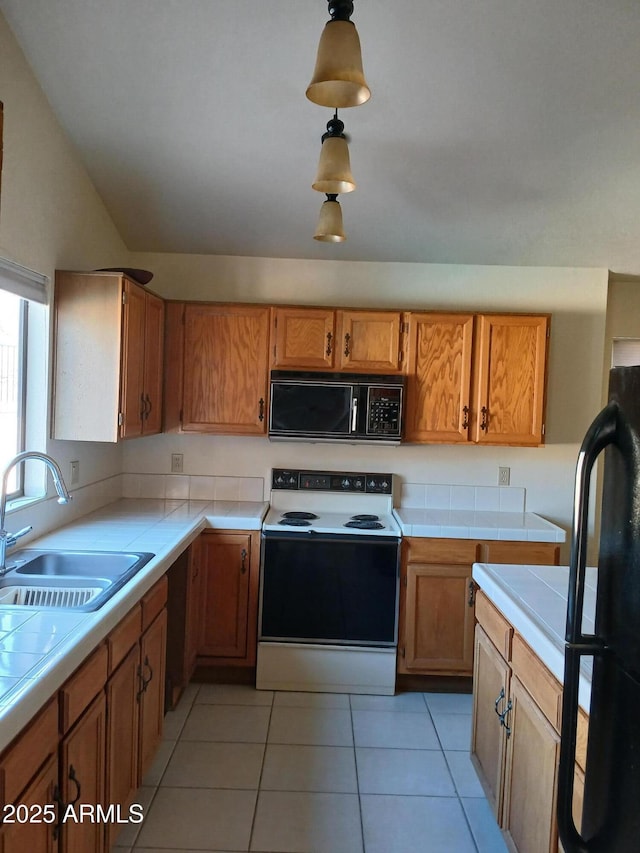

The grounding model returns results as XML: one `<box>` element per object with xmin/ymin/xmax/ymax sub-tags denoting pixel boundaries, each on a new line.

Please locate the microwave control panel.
<box><xmin>366</xmin><ymin>386</ymin><xmax>403</xmax><ymax>436</ymax></box>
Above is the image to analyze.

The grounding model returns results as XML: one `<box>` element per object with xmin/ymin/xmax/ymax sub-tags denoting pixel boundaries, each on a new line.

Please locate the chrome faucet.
<box><xmin>0</xmin><ymin>451</ymin><xmax>72</xmax><ymax>575</ymax></box>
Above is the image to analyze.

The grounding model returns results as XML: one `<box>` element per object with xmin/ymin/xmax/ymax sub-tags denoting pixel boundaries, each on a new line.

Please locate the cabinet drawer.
<box><xmin>141</xmin><ymin>575</ymin><xmax>168</xmax><ymax>631</ymax></box>
<box><xmin>0</xmin><ymin>697</ymin><xmax>58</xmax><ymax>805</ymax></box>
<box><xmin>475</xmin><ymin>590</ymin><xmax>513</xmax><ymax>661</ymax></box>
<box><xmin>483</xmin><ymin>540</ymin><xmax>560</xmax><ymax>566</ymax></box>
<box><xmin>512</xmin><ymin>632</ymin><xmax>562</xmax><ymax>731</ymax></box>
<box><xmin>107</xmin><ymin>604</ymin><xmax>142</xmax><ymax>673</ymax></box>
<box><xmin>60</xmin><ymin>643</ymin><xmax>108</xmax><ymax>733</ymax></box>
<box><xmin>405</xmin><ymin>537</ymin><xmax>481</xmax><ymax>565</ymax></box>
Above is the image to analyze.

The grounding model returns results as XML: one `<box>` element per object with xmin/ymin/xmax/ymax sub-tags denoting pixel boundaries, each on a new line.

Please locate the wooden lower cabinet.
<box><xmin>472</xmin><ymin>590</ymin><xmax>588</xmax><ymax>853</ymax></box>
<box><xmin>398</xmin><ymin>538</ymin><xmax>559</xmax><ymax>677</ymax></box>
<box><xmin>0</xmin><ymin>576</ymin><xmax>169</xmax><ymax>853</ymax></box>
<box><xmin>503</xmin><ymin>676</ymin><xmax>560</xmax><ymax>853</ymax></box>
<box><xmin>197</xmin><ymin>531</ymin><xmax>259</xmax><ymax>666</ymax></box>
<box><xmin>0</xmin><ymin>754</ymin><xmax>59</xmax><ymax>853</ymax></box>
<box><xmin>59</xmin><ymin>692</ymin><xmax>106</xmax><ymax>853</ymax></box>
<box><xmin>138</xmin><ymin>608</ymin><xmax>167</xmax><ymax>780</ymax></box>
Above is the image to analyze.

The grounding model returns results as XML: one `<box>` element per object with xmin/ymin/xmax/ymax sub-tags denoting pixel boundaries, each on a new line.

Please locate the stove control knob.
<box><xmin>367</xmin><ymin>479</ymin><xmax>376</xmax><ymax>489</ymax></box>
<box><xmin>354</xmin><ymin>478</ymin><xmax>363</xmax><ymax>490</ymax></box>
<box><xmin>341</xmin><ymin>478</ymin><xmax>351</xmax><ymax>489</ymax></box>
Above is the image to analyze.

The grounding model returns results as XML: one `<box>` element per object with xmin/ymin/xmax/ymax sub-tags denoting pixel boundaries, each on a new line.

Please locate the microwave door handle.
<box><xmin>351</xmin><ymin>397</ymin><xmax>358</xmax><ymax>433</ymax></box>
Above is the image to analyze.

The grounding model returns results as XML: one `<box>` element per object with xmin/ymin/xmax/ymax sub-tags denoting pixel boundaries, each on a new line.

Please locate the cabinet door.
<box><xmin>138</xmin><ymin>609</ymin><xmax>167</xmax><ymax>783</ymax></box>
<box><xmin>60</xmin><ymin>692</ymin><xmax>106</xmax><ymax>853</ymax></box>
<box><xmin>404</xmin><ymin>313</ymin><xmax>474</xmax><ymax>442</ymax></box>
<box><xmin>105</xmin><ymin>645</ymin><xmax>140</xmax><ymax>850</ymax></box>
<box><xmin>473</xmin><ymin>314</ymin><xmax>549</xmax><ymax>445</ymax></box>
<box><xmin>336</xmin><ymin>310</ymin><xmax>402</xmax><ymax>372</ymax></box>
<box><xmin>399</xmin><ymin>562</ymin><xmax>475</xmax><ymax>674</ymax></box>
<box><xmin>502</xmin><ymin>675</ymin><xmax>560</xmax><ymax>853</ymax></box>
<box><xmin>272</xmin><ymin>307</ymin><xmax>335</xmax><ymax>368</ymax></box>
<box><xmin>471</xmin><ymin>625</ymin><xmax>511</xmax><ymax>820</ymax></box>
<box><xmin>120</xmin><ymin>279</ymin><xmax>147</xmax><ymax>438</ymax></box>
<box><xmin>142</xmin><ymin>291</ymin><xmax>165</xmax><ymax>435</ymax></box>
<box><xmin>1</xmin><ymin>754</ymin><xmax>58</xmax><ymax>853</ymax></box>
<box><xmin>185</xmin><ymin>536</ymin><xmax>203</xmax><ymax>677</ymax></box>
<box><xmin>198</xmin><ymin>532</ymin><xmax>255</xmax><ymax>662</ymax></box>
<box><xmin>182</xmin><ymin>304</ymin><xmax>270</xmax><ymax>433</ymax></box>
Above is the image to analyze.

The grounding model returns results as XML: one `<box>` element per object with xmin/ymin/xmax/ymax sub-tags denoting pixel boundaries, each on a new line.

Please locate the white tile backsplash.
<box><xmin>400</xmin><ymin>482</ymin><xmax>525</xmax><ymax>513</ymax></box>
<box><xmin>122</xmin><ymin>473</ymin><xmax>264</xmax><ymax>503</ymax></box>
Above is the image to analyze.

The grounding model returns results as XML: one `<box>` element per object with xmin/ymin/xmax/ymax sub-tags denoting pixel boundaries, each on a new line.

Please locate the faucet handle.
<box><xmin>6</xmin><ymin>526</ymin><xmax>32</xmax><ymax>547</ymax></box>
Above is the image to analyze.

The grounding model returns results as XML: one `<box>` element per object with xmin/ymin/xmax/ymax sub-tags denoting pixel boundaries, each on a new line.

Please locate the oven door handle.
<box><xmin>351</xmin><ymin>397</ymin><xmax>358</xmax><ymax>432</ymax></box>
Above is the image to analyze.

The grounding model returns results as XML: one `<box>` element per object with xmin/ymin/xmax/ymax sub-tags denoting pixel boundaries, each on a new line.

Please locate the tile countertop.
<box><xmin>393</xmin><ymin>508</ymin><xmax>566</xmax><ymax>542</ymax></box>
<box><xmin>472</xmin><ymin>562</ymin><xmax>596</xmax><ymax>712</ymax></box>
<box><xmin>0</xmin><ymin>498</ymin><xmax>268</xmax><ymax>752</ymax></box>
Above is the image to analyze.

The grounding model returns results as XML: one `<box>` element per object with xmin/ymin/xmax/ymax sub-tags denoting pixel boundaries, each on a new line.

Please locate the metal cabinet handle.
<box><xmin>145</xmin><ymin>393</ymin><xmax>152</xmax><ymax>419</ymax></box>
<box><xmin>462</xmin><ymin>405</ymin><xmax>470</xmax><ymax>430</ymax></box>
<box><xmin>344</xmin><ymin>332</ymin><xmax>351</xmax><ymax>357</ymax></box>
<box><xmin>142</xmin><ymin>654</ymin><xmax>153</xmax><ymax>689</ymax></box>
<box><xmin>468</xmin><ymin>580</ymin><xmax>476</xmax><ymax>607</ymax></box>
<box><xmin>326</xmin><ymin>331</ymin><xmax>333</xmax><ymax>356</ymax></box>
<box><xmin>494</xmin><ymin>687</ymin><xmax>506</xmax><ymax>719</ymax></box>
<box><xmin>502</xmin><ymin>699</ymin><xmax>513</xmax><ymax>738</ymax></box>
<box><xmin>480</xmin><ymin>406</ymin><xmax>489</xmax><ymax>431</ymax></box>
<box><xmin>67</xmin><ymin>764</ymin><xmax>81</xmax><ymax>806</ymax></box>
<box><xmin>140</xmin><ymin>393</ymin><xmax>146</xmax><ymax>420</ymax></box>
<box><xmin>240</xmin><ymin>548</ymin><xmax>248</xmax><ymax>574</ymax></box>
<box><xmin>258</xmin><ymin>398</ymin><xmax>265</xmax><ymax>422</ymax></box>
<box><xmin>136</xmin><ymin>662</ymin><xmax>146</xmax><ymax>700</ymax></box>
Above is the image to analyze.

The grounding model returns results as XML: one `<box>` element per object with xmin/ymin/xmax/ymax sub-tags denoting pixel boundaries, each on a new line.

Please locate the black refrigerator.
<box><xmin>558</xmin><ymin>365</ymin><xmax>640</xmax><ymax>852</ymax></box>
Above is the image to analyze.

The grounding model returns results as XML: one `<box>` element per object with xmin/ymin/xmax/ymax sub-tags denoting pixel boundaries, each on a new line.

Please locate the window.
<box><xmin>0</xmin><ymin>257</ymin><xmax>48</xmax><ymax>502</ymax></box>
<box><xmin>0</xmin><ymin>291</ymin><xmax>27</xmax><ymax>496</ymax></box>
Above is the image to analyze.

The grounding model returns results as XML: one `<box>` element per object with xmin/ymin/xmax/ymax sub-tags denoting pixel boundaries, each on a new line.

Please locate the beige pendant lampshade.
<box><xmin>306</xmin><ymin>4</ymin><xmax>370</xmax><ymax>108</ymax></box>
<box><xmin>312</xmin><ymin>113</ymin><xmax>356</xmax><ymax>194</ymax></box>
<box><xmin>314</xmin><ymin>194</ymin><xmax>346</xmax><ymax>242</ymax></box>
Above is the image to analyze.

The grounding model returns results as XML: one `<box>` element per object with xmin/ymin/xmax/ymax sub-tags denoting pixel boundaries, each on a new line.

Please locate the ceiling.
<box><xmin>2</xmin><ymin>0</ymin><xmax>640</xmax><ymax>271</ymax></box>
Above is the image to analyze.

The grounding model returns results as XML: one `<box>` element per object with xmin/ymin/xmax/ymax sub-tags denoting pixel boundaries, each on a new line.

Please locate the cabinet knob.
<box><xmin>462</xmin><ymin>405</ymin><xmax>470</xmax><ymax>430</ymax></box>
<box><xmin>344</xmin><ymin>333</ymin><xmax>351</xmax><ymax>357</ymax></box>
<box><xmin>468</xmin><ymin>580</ymin><xmax>476</xmax><ymax>607</ymax></box>
<box><xmin>258</xmin><ymin>398</ymin><xmax>265</xmax><ymax>422</ymax></box>
<box><xmin>480</xmin><ymin>406</ymin><xmax>489</xmax><ymax>431</ymax></box>
<box><xmin>240</xmin><ymin>548</ymin><xmax>248</xmax><ymax>573</ymax></box>
<box><xmin>326</xmin><ymin>331</ymin><xmax>333</xmax><ymax>356</ymax></box>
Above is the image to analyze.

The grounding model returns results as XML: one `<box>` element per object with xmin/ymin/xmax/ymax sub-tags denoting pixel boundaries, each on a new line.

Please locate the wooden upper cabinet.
<box><xmin>473</xmin><ymin>314</ymin><xmax>549</xmax><ymax>446</ymax></box>
<box><xmin>52</xmin><ymin>271</ymin><xmax>164</xmax><ymax>442</ymax></box>
<box><xmin>336</xmin><ymin>310</ymin><xmax>403</xmax><ymax>372</ymax></box>
<box><xmin>272</xmin><ymin>306</ymin><xmax>336</xmax><ymax>368</ymax></box>
<box><xmin>182</xmin><ymin>303</ymin><xmax>270</xmax><ymax>434</ymax></box>
<box><xmin>404</xmin><ymin>313</ymin><xmax>474</xmax><ymax>442</ymax></box>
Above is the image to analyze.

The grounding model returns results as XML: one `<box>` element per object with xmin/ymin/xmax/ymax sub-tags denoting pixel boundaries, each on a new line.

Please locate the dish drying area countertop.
<box><xmin>0</xmin><ymin>498</ymin><xmax>267</xmax><ymax>751</ymax></box>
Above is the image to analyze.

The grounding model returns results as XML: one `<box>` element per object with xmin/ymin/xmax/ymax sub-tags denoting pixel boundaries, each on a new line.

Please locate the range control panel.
<box><xmin>272</xmin><ymin>468</ymin><xmax>393</xmax><ymax>495</ymax></box>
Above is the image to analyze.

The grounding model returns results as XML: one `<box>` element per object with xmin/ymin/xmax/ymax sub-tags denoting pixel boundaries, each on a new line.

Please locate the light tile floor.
<box><xmin>113</xmin><ymin>684</ymin><xmax>509</xmax><ymax>853</ymax></box>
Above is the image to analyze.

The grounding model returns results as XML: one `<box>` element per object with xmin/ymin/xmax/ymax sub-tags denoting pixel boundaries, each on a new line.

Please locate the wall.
<box><xmin>127</xmin><ymin>253</ymin><xmax>609</xmax><ymax>559</ymax></box>
<box><xmin>0</xmin><ymin>13</ymin><xmax>130</xmax><ymax>535</ymax></box>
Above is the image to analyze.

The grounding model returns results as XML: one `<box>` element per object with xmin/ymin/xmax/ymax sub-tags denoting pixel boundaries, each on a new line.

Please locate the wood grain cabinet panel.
<box><xmin>197</xmin><ymin>531</ymin><xmax>260</xmax><ymax>666</ymax></box>
<box><xmin>272</xmin><ymin>306</ymin><xmax>336</xmax><ymax>368</ymax></box>
<box><xmin>404</xmin><ymin>312</ymin><xmax>474</xmax><ymax>442</ymax></box>
<box><xmin>182</xmin><ymin>303</ymin><xmax>270</xmax><ymax>434</ymax></box>
<box><xmin>473</xmin><ymin>314</ymin><xmax>549</xmax><ymax>445</ymax></box>
<box><xmin>138</xmin><ymin>609</ymin><xmax>167</xmax><ymax>782</ymax></box>
<box><xmin>0</xmin><ymin>754</ymin><xmax>59</xmax><ymax>853</ymax></box>
<box><xmin>336</xmin><ymin>310</ymin><xmax>403</xmax><ymax>372</ymax></box>
<box><xmin>52</xmin><ymin>271</ymin><xmax>164</xmax><ymax>441</ymax></box>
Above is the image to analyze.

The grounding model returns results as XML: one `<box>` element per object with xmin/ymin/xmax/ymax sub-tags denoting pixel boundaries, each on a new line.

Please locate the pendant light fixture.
<box><xmin>314</xmin><ymin>194</ymin><xmax>346</xmax><ymax>242</ymax></box>
<box><xmin>306</xmin><ymin>1</ymin><xmax>371</xmax><ymax>108</ymax></box>
<box><xmin>312</xmin><ymin>111</ymin><xmax>355</xmax><ymax>194</ymax></box>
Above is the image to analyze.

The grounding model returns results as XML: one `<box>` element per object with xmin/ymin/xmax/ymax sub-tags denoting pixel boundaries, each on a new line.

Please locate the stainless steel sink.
<box><xmin>0</xmin><ymin>550</ymin><xmax>155</xmax><ymax>610</ymax></box>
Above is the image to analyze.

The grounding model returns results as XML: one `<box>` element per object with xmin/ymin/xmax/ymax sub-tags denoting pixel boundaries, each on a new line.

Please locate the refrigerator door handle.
<box><xmin>558</xmin><ymin>401</ymin><xmax>618</xmax><ymax>853</ymax></box>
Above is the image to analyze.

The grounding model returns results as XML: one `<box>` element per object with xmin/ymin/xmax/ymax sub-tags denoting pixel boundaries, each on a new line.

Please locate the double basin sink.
<box><xmin>0</xmin><ymin>550</ymin><xmax>155</xmax><ymax>611</ymax></box>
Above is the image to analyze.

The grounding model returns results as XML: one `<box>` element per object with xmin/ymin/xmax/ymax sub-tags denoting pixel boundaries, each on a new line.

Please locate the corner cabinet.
<box><xmin>197</xmin><ymin>530</ymin><xmax>260</xmax><ymax>666</ymax></box>
<box><xmin>403</xmin><ymin>312</ymin><xmax>550</xmax><ymax>446</ymax></box>
<box><xmin>174</xmin><ymin>303</ymin><xmax>270</xmax><ymax>434</ymax></box>
<box><xmin>52</xmin><ymin>271</ymin><xmax>164</xmax><ymax>442</ymax></box>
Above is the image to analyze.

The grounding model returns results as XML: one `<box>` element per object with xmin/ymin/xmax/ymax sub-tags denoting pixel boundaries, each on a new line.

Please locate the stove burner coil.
<box><xmin>350</xmin><ymin>514</ymin><xmax>380</xmax><ymax>522</ymax></box>
<box><xmin>278</xmin><ymin>518</ymin><xmax>312</xmax><ymax>527</ymax></box>
<box><xmin>344</xmin><ymin>520</ymin><xmax>385</xmax><ymax>530</ymax></box>
<box><xmin>281</xmin><ymin>511</ymin><xmax>318</xmax><ymax>520</ymax></box>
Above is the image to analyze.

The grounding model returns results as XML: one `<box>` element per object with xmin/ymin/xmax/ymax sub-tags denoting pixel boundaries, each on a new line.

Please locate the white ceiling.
<box><xmin>2</xmin><ymin>0</ymin><xmax>640</xmax><ymax>271</ymax></box>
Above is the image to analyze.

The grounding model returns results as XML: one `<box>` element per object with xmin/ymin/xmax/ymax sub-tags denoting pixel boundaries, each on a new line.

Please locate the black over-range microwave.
<box><xmin>268</xmin><ymin>370</ymin><xmax>405</xmax><ymax>444</ymax></box>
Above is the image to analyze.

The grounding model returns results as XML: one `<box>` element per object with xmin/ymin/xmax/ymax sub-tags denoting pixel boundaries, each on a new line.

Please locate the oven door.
<box><xmin>259</xmin><ymin>531</ymin><xmax>400</xmax><ymax>647</ymax></box>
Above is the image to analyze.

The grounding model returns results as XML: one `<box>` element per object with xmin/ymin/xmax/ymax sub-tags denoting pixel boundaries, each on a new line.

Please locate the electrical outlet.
<box><xmin>70</xmin><ymin>460</ymin><xmax>80</xmax><ymax>485</ymax></box>
<box><xmin>171</xmin><ymin>453</ymin><xmax>184</xmax><ymax>474</ymax></box>
<box><xmin>498</xmin><ymin>466</ymin><xmax>510</xmax><ymax>486</ymax></box>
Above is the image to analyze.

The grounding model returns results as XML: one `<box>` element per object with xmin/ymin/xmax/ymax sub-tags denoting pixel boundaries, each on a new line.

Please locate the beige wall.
<box><xmin>0</xmin><ymin>13</ymin><xmax>128</xmax><ymax>516</ymax></box>
<box><xmin>129</xmin><ymin>252</ymin><xmax>609</xmax><ymax>558</ymax></box>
